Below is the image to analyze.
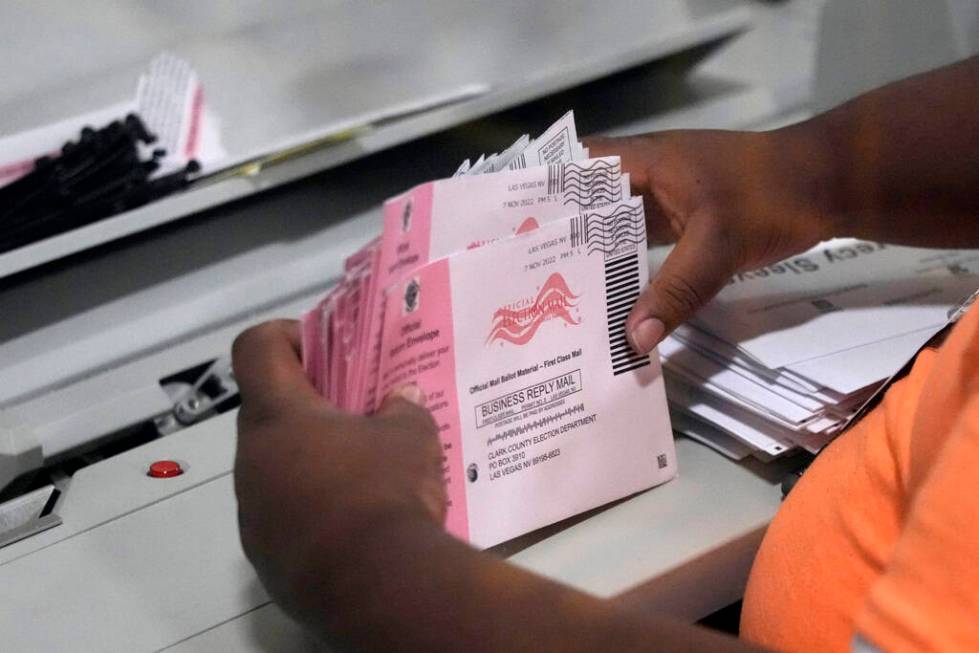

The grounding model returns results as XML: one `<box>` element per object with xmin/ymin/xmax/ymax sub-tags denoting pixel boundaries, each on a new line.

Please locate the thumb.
<box><xmin>625</xmin><ymin>219</ymin><xmax>733</xmax><ymax>354</ymax></box>
<box><xmin>375</xmin><ymin>384</ymin><xmax>447</xmax><ymax>525</ymax></box>
<box><xmin>375</xmin><ymin>384</ymin><xmax>433</xmax><ymax>424</ymax></box>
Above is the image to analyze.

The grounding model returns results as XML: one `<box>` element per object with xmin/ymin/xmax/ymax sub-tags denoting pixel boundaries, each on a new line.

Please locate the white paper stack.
<box><xmin>655</xmin><ymin>240</ymin><xmax>979</xmax><ymax>459</ymax></box>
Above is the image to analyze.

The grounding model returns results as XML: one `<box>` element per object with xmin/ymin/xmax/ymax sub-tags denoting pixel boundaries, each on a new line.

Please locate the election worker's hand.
<box><xmin>585</xmin><ymin>129</ymin><xmax>834</xmax><ymax>353</ymax></box>
<box><xmin>231</xmin><ymin>320</ymin><xmax>446</xmax><ymax>617</ymax></box>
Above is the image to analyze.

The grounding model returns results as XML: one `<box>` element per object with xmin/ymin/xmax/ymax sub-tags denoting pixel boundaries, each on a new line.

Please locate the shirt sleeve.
<box><xmin>854</xmin><ymin>394</ymin><xmax>979</xmax><ymax>652</ymax></box>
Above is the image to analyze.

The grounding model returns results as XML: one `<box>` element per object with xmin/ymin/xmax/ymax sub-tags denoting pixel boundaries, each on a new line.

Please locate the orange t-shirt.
<box><xmin>740</xmin><ymin>303</ymin><xmax>979</xmax><ymax>652</ymax></box>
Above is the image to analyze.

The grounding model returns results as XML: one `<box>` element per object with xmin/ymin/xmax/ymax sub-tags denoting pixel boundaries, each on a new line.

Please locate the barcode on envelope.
<box><xmin>547</xmin><ymin>163</ymin><xmax>563</xmax><ymax>195</ymax></box>
<box><xmin>569</xmin><ymin>214</ymin><xmax>585</xmax><ymax>248</ymax></box>
<box><xmin>605</xmin><ymin>253</ymin><xmax>651</xmax><ymax>376</ymax></box>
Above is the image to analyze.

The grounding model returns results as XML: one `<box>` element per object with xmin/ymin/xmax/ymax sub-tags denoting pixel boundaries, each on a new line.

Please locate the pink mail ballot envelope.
<box><xmin>357</xmin><ymin>157</ymin><xmax>627</xmax><ymax>411</ymax></box>
<box><xmin>377</xmin><ymin>201</ymin><xmax>676</xmax><ymax>548</ymax></box>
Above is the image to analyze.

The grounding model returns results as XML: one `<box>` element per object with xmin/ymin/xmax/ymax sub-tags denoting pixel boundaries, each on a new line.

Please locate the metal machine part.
<box><xmin>162</xmin><ymin>357</ymin><xmax>239</xmax><ymax>430</ymax></box>
<box><xmin>0</xmin><ymin>485</ymin><xmax>61</xmax><ymax>550</ymax></box>
<box><xmin>0</xmin><ymin>354</ymin><xmax>243</xmax><ymax>497</ymax></box>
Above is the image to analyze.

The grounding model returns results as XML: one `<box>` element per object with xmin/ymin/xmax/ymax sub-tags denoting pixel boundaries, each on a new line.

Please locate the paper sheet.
<box><xmin>672</xmin><ymin>241</ymin><xmax>979</xmax><ymax>369</ymax></box>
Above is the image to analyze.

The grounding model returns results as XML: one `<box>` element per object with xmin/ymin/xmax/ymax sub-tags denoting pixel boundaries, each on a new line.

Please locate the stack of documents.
<box><xmin>657</xmin><ymin>241</ymin><xmax>979</xmax><ymax>460</ymax></box>
<box><xmin>302</xmin><ymin>113</ymin><xmax>676</xmax><ymax>548</ymax></box>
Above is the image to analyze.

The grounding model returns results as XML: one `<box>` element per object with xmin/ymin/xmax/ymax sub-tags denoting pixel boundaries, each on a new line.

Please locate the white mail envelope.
<box><xmin>376</xmin><ymin>206</ymin><xmax>676</xmax><ymax>548</ymax></box>
<box><xmin>678</xmin><ymin>240</ymin><xmax>979</xmax><ymax>369</ymax></box>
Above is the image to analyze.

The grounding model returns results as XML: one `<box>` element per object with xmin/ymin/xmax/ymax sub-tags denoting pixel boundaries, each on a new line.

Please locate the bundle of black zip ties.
<box><xmin>0</xmin><ymin>114</ymin><xmax>200</xmax><ymax>255</ymax></box>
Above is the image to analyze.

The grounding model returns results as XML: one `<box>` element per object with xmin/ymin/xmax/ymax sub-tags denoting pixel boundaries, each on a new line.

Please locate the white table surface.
<box><xmin>0</xmin><ymin>407</ymin><xmax>790</xmax><ymax>652</ymax></box>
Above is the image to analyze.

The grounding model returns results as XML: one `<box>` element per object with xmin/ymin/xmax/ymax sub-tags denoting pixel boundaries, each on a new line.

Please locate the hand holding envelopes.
<box><xmin>301</xmin><ymin>113</ymin><xmax>676</xmax><ymax>547</ymax></box>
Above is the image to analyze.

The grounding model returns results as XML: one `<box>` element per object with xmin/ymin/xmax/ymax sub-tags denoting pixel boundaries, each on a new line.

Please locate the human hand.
<box><xmin>230</xmin><ymin>324</ymin><xmax>762</xmax><ymax>653</ymax></box>
<box><xmin>231</xmin><ymin>320</ymin><xmax>446</xmax><ymax>616</ymax></box>
<box><xmin>585</xmin><ymin>129</ymin><xmax>833</xmax><ymax>353</ymax></box>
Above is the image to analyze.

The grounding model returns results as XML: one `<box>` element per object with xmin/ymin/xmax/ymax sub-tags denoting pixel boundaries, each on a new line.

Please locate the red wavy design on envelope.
<box><xmin>514</xmin><ymin>217</ymin><xmax>539</xmax><ymax>234</ymax></box>
<box><xmin>487</xmin><ymin>273</ymin><xmax>580</xmax><ymax>345</ymax></box>
<box><xmin>466</xmin><ymin>217</ymin><xmax>541</xmax><ymax>250</ymax></box>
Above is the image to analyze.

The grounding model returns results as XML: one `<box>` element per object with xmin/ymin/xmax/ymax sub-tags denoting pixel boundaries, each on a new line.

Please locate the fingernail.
<box><xmin>629</xmin><ymin>318</ymin><xmax>664</xmax><ymax>354</ymax></box>
<box><xmin>393</xmin><ymin>384</ymin><xmax>426</xmax><ymax>406</ymax></box>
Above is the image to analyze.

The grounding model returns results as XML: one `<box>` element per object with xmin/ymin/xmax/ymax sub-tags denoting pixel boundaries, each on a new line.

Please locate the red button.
<box><xmin>148</xmin><ymin>460</ymin><xmax>183</xmax><ymax>478</ymax></box>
